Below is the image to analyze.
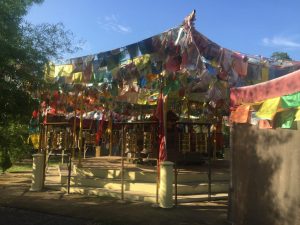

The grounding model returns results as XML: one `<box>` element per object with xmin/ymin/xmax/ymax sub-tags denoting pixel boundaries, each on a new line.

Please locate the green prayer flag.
<box><xmin>276</xmin><ymin>110</ymin><xmax>296</xmax><ymax>129</ymax></box>
<box><xmin>281</xmin><ymin>92</ymin><xmax>300</xmax><ymax>108</ymax></box>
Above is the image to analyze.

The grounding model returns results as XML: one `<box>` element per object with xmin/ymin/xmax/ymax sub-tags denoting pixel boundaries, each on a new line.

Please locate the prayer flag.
<box><xmin>230</xmin><ymin>105</ymin><xmax>250</xmax><ymax>123</ymax></box>
<box><xmin>256</xmin><ymin>97</ymin><xmax>280</xmax><ymax>120</ymax></box>
<box><xmin>155</xmin><ymin>93</ymin><xmax>167</xmax><ymax>163</ymax></box>
<box><xmin>258</xmin><ymin>120</ymin><xmax>273</xmax><ymax>129</ymax></box>
<box><xmin>281</xmin><ymin>92</ymin><xmax>300</xmax><ymax>108</ymax></box>
<box><xmin>276</xmin><ymin>110</ymin><xmax>296</xmax><ymax>129</ymax></box>
<box><xmin>95</xmin><ymin>114</ymin><xmax>105</xmax><ymax>145</ymax></box>
<box><xmin>295</xmin><ymin>109</ymin><xmax>300</xmax><ymax>121</ymax></box>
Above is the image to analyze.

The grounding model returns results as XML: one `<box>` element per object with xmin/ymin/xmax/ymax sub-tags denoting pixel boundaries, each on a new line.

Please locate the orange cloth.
<box><xmin>230</xmin><ymin>105</ymin><xmax>250</xmax><ymax>123</ymax></box>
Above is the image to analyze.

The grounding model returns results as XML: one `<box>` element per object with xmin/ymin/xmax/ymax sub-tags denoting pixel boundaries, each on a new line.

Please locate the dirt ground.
<box><xmin>0</xmin><ymin>171</ymin><xmax>228</xmax><ymax>225</ymax></box>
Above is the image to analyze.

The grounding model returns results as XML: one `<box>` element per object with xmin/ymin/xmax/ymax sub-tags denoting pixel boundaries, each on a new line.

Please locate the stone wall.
<box><xmin>230</xmin><ymin>123</ymin><xmax>300</xmax><ymax>225</ymax></box>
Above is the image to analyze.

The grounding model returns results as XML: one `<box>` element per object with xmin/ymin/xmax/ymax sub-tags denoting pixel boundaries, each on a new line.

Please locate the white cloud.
<box><xmin>97</xmin><ymin>14</ymin><xmax>131</xmax><ymax>34</ymax></box>
<box><xmin>262</xmin><ymin>36</ymin><xmax>300</xmax><ymax>48</ymax></box>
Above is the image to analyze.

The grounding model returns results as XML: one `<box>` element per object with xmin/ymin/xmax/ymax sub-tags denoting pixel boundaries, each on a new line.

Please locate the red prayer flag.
<box><xmin>95</xmin><ymin>114</ymin><xmax>105</xmax><ymax>144</ymax></box>
<box><xmin>155</xmin><ymin>93</ymin><xmax>167</xmax><ymax>163</ymax></box>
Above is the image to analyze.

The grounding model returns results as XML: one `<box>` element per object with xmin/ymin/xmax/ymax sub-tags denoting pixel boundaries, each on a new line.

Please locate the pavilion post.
<box><xmin>78</xmin><ymin>92</ymin><xmax>83</xmax><ymax>167</ymax></box>
<box><xmin>72</xmin><ymin>93</ymin><xmax>78</xmax><ymax>159</ymax></box>
<box><xmin>227</xmin><ymin>126</ymin><xmax>234</xmax><ymax>222</ymax></box>
<box><xmin>213</xmin><ymin>124</ymin><xmax>217</xmax><ymax>160</ymax></box>
<box><xmin>208</xmin><ymin>124</ymin><xmax>212</xmax><ymax>201</ymax></box>
<box><xmin>109</xmin><ymin>113</ymin><xmax>113</xmax><ymax>156</ymax></box>
<box><xmin>42</xmin><ymin>124</ymin><xmax>48</xmax><ymax>189</ymax></box>
<box><xmin>38</xmin><ymin>123</ymin><xmax>43</xmax><ymax>153</ymax></box>
<box><xmin>121</xmin><ymin>124</ymin><xmax>125</xmax><ymax>200</ymax></box>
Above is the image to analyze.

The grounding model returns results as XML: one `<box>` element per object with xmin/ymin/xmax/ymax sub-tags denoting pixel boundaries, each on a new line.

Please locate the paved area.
<box><xmin>0</xmin><ymin>206</ymin><xmax>102</xmax><ymax>225</ymax></box>
<box><xmin>0</xmin><ymin>170</ymin><xmax>228</xmax><ymax>225</ymax></box>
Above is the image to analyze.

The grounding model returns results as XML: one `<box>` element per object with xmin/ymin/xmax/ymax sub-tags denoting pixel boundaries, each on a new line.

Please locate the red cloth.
<box><xmin>95</xmin><ymin>115</ymin><xmax>105</xmax><ymax>144</ymax></box>
<box><xmin>230</xmin><ymin>69</ymin><xmax>300</xmax><ymax>106</ymax></box>
<box><xmin>32</xmin><ymin>110</ymin><xmax>39</xmax><ymax>118</ymax></box>
<box><xmin>155</xmin><ymin>93</ymin><xmax>167</xmax><ymax>163</ymax></box>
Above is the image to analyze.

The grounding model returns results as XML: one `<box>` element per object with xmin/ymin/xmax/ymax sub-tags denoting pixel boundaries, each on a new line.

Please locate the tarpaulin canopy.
<box><xmin>230</xmin><ymin>69</ymin><xmax>300</xmax><ymax>129</ymax></box>
<box><xmin>230</xmin><ymin>69</ymin><xmax>300</xmax><ymax>106</ymax></box>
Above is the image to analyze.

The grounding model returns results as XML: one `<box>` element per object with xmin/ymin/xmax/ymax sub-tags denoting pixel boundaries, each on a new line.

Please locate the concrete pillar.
<box><xmin>223</xmin><ymin>147</ymin><xmax>230</xmax><ymax>160</ymax></box>
<box><xmin>30</xmin><ymin>153</ymin><xmax>45</xmax><ymax>191</ymax></box>
<box><xmin>159</xmin><ymin>161</ymin><xmax>174</xmax><ymax>208</ymax></box>
<box><xmin>95</xmin><ymin>146</ymin><xmax>101</xmax><ymax>157</ymax></box>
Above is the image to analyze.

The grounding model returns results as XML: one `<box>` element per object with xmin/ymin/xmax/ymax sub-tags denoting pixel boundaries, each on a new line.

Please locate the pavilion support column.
<box><xmin>78</xmin><ymin>92</ymin><xmax>83</xmax><ymax>167</ymax></box>
<box><xmin>121</xmin><ymin>124</ymin><xmax>125</xmax><ymax>200</ymax></box>
<box><xmin>72</xmin><ymin>94</ymin><xmax>78</xmax><ymax>159</ymax></box>
<box><xmin>163</xmin><ymin>95</ymin><xmax>168</xmax><ymax>157</ymax></box>
<box><xmin>109</xmin><ymin>113</ymin><xmax>113</xmax><ymax>156</ymax></box>
<box><xmin>213</xmin><ymin>124</ymin><xmax>217</xmax><ymax>160</ymax></box>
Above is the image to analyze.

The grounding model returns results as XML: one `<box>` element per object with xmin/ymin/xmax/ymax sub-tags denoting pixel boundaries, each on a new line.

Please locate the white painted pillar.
<box><xmin>159</xmin><ymin>161</ymin><xmax>174</xmax><ymax>208</ymax></box>
<box><xmin>30</xmin><ymin>153</ymin><xmax>44</xmax><ymax>191</ymax></box>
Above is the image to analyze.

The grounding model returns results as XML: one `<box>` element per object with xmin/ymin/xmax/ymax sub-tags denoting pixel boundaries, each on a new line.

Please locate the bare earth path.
<box><xmin>0</xmin><ymin>171</ymin><xmax>228</xmax><ymax>225</ymax></box>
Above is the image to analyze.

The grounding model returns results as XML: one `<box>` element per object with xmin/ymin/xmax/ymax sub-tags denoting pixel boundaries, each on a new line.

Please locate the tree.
<box><xmin>271</xmin><ymin>52</ymin><xmax>292</xmax><ymax>61</ymax></box>
<box><xmin>0</xmin><ymin>0</ymin><xmax>80</xmax><ymax>170</ymax></box>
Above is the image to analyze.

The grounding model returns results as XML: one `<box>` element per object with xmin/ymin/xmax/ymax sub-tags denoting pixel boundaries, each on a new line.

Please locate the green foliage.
<box><xmin>0</xmin><ymin>149</ymin><xmax>12</xmax><ymax>173</ymax></box>
<box><xmin>0</xmin><ymin>121</ymin><xmax>34</xmax><ymax>172</ymax></box>
<box><xmin>271</xmin><ymin>52</ymin><xmax>292</xmax><ymax>61</ymax></box>
<box><xmin>0</xmin><ymin>0</ymin><xmax>80</xmax><ymax>163</ymax></box>
<box><xmin>0</xmin><ymin>122</ymin><xmax>33</xmax><ymax>161</ymax></box>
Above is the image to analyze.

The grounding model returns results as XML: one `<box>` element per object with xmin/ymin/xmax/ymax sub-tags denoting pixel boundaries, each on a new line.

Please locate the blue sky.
<box><xmin>26</xmin><ymin>0</ymin><xmax>300</xmax><ymax>60</ymax></box>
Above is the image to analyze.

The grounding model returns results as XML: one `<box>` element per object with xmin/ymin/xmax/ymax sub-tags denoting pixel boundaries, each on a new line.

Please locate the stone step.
<box><xmin>176</xmin><ymin>172</ymin><xmax>229</xmax><ymax>183</ymax></box>
<box><xmin>62</xmin><ymin>176</ymin><xmax>157</xmax><ymax>194</ymax></box>
<box><xmin>176</xmin><ymin>182</ymin><xmax>228</xmax><ymax>195</ymax></box>
<box><xmin>61</xmin><ymin>186</ymin><xmax>157</xmax><ymax>203</ymax></box>
<box><xmin>61</xmin><ymin>175</ymin><xmax>228</xmax><ymax>195</ymax></box>
<box><xmin>176</xmin><ymin>193</ymin><xmax>228</xmax><ymax>203</ymax></box>
<box><xmin>73</xmin><ymin>166</ymin><xmax>229</xmax><ymax>183</ymax></box>
<box><xmin>74</xmin><ymin>167</ymin><xmax>157</xmax><ymax>182</ymax></box>
<box><xmin>59</xmin><ymin>186</ymin><xmax>228</xmax><ymax>204</ymax></box>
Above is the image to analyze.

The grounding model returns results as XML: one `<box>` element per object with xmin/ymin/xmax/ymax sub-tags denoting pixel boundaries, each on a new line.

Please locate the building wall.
<box><xmin>231</xmin><ymin>123</ymin><xmax>300</xmax><ymax>225</ymax></box>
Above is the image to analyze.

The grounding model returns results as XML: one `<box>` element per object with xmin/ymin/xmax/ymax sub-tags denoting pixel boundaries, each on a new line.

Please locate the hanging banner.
<box><xmin>155</xmin><ymin>92</ymin><xmax>167</xmax><ymax>163</ymax></box>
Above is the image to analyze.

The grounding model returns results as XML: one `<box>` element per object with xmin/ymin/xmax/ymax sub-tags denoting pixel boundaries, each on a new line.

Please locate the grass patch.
<box><xmin>6</xmin><ymin>163</ymin><xmax>32</xmax><ymax>173</ymax></box>
<box><xmin>4</xmin><ymin>160</ymin><xmax>60</xmax><ymax>173</ymax></box>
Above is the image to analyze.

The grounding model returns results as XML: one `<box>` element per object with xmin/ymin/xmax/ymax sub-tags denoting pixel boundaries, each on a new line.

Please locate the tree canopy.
<box><xmin>271</xmin><ymin>52</ymin><xmax>292</xmax><ymax>61</ymax></box>
<box><xmin>0</xmin><ymin>0</ymin><xmax>79</xmax><ymax>170</ymax></box>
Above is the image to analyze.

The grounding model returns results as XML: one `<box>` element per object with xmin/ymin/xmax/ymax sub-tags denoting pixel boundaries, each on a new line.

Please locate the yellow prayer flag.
<box><xmin>295</xmin><ymin>109</ymin><xmax>300</xmax><ymax>121</ymax></box>
<box><xmin>28</xmin><ymin>134</ymin><xmax>40</xmax><ymax>150</ymax></box>
<box><xmin>256</xmin><ymin>97</ymin><xmax>280</xmax><ymax>120</ymax></box>
<box><xmin>44</xmin><ymin>62</ymin><xmax>55</xmax><ymax>82</ymax></box>
<box><xmin>55</xmin><ymin>64</ymin><xmax>73</xmax><ymax>77</ymax></box>
<box><xmin>72</xmin><ymin>72</ymin><xmax>83</xmax><ymax>83</ymax></box>
<box><xmin>261</xmin><ymin>66</ymin><xmax>269</xmax><ymax>82</ymax></box>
